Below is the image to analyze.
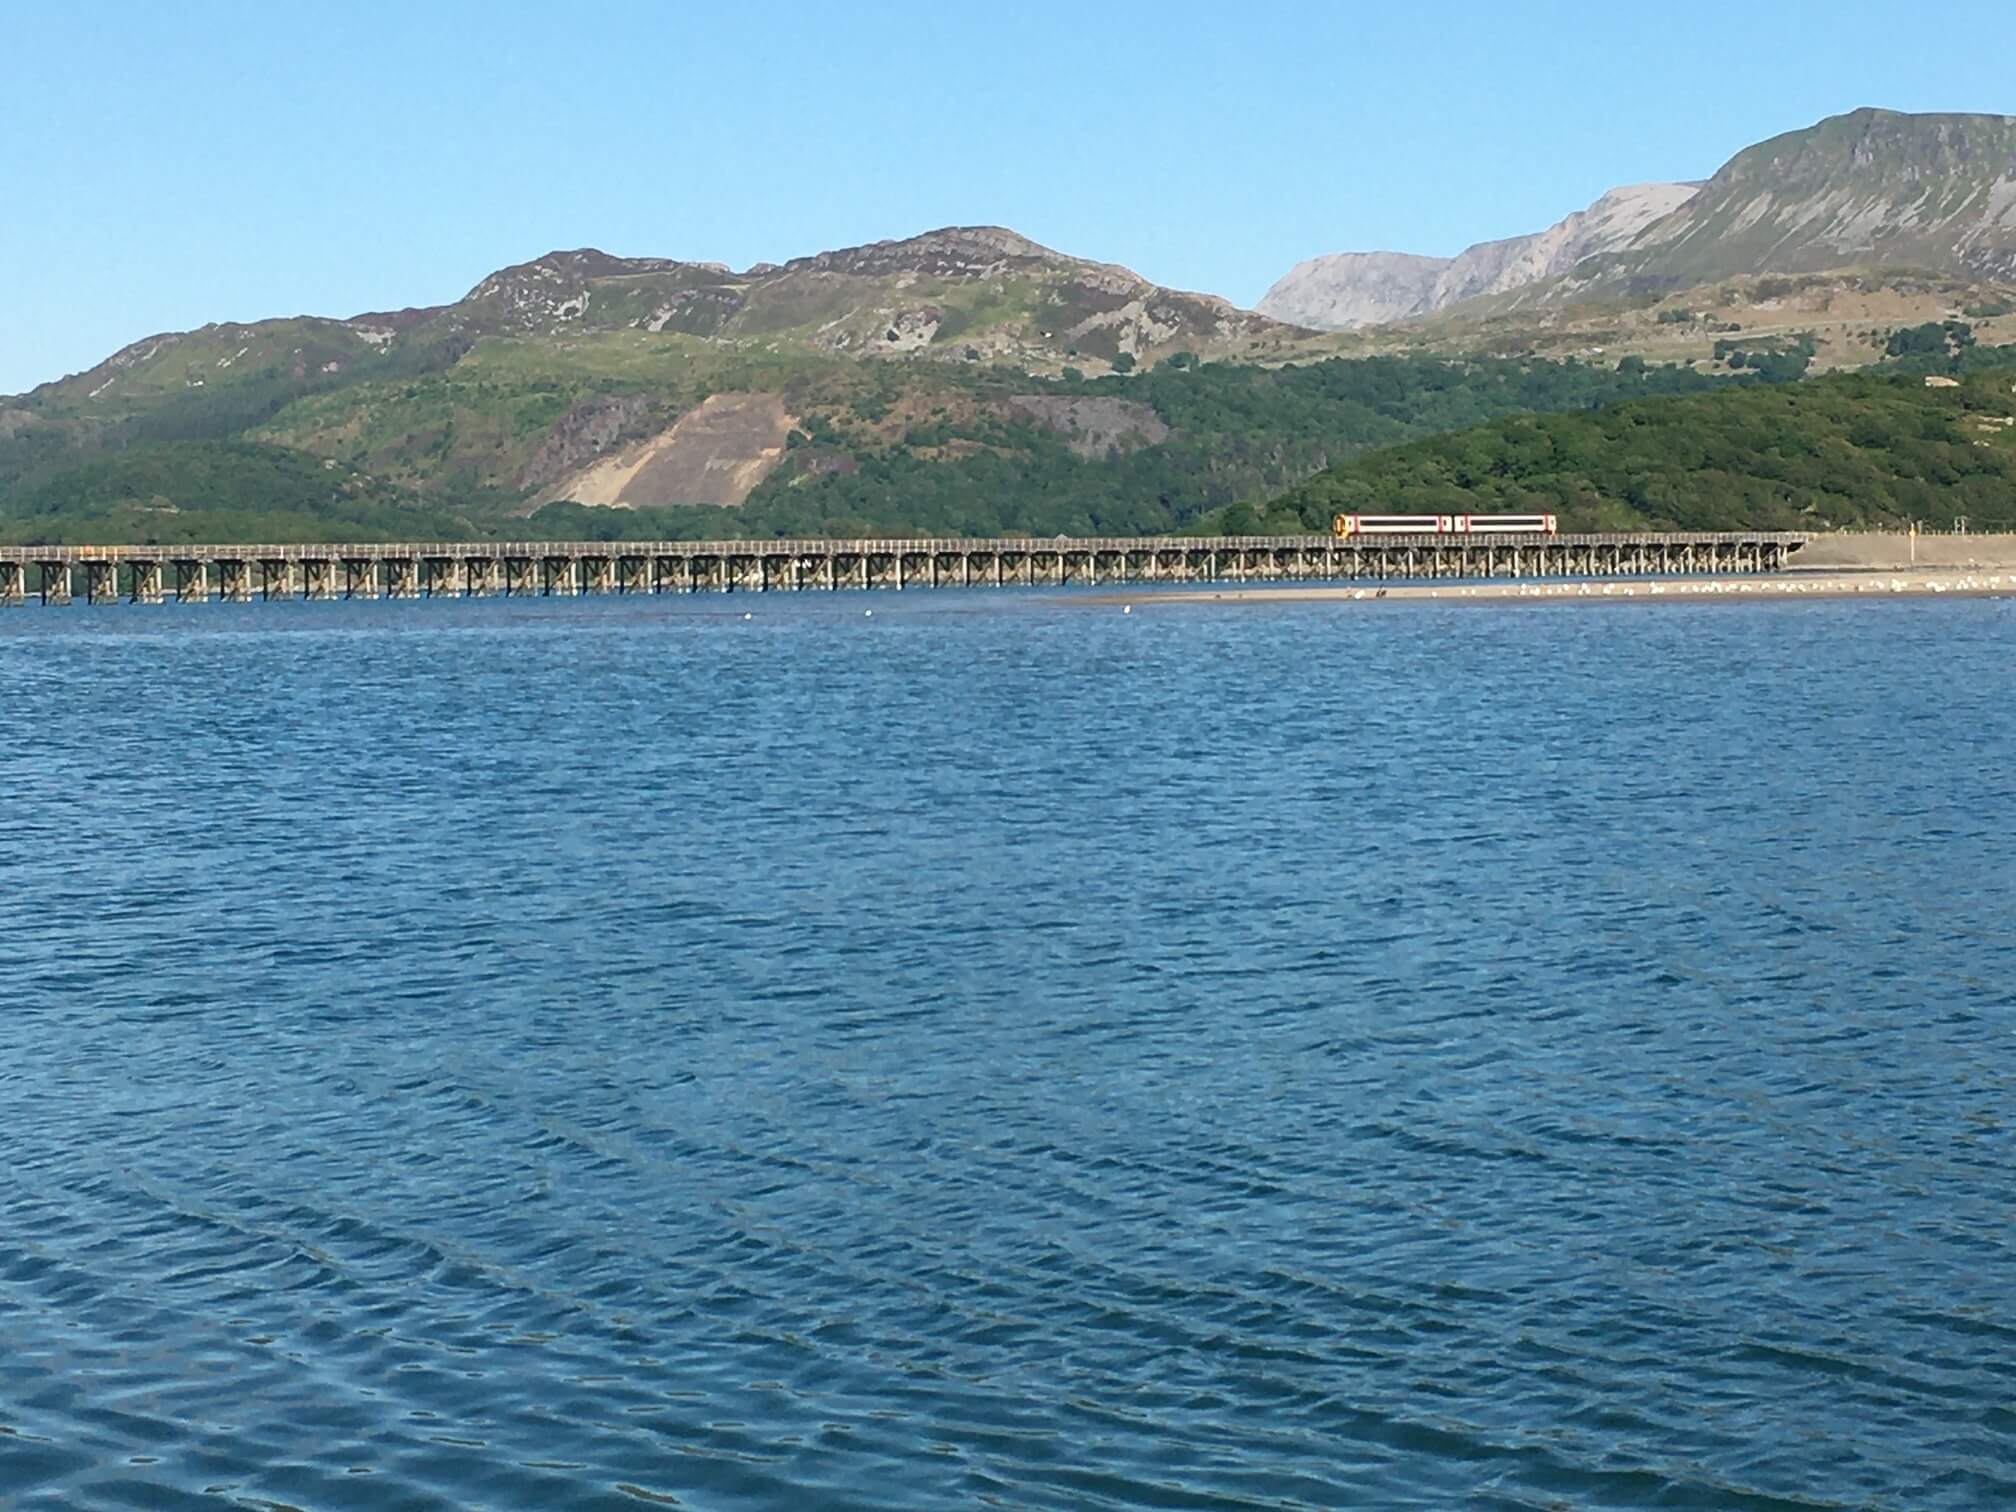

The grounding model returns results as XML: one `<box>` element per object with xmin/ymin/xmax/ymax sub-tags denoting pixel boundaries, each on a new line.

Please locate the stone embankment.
<box><xmin>1786</xmin><ymin>533</ymin><xmax>2016</xmax><ymax>571</ymax></box>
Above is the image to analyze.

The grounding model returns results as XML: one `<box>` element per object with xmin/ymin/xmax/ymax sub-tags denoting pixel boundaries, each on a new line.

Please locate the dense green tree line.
<box><xmin>0</xmin><ymin>442</ymin><xmax>491</xmax><ymax>546</ymax></box>
<box><xmin>1250</xmin><ymin>367</ymin><xmax>2016</xmax><ymax>536</ymax></box>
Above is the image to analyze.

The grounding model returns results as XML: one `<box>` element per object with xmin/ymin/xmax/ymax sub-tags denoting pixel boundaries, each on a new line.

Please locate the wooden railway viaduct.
<box><xmin>0</xmin><ymin>533</ymin><xmax>1812</xmax><ymax>606</ymax></box>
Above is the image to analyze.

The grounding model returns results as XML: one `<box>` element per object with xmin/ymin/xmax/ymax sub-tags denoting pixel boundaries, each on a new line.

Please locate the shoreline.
<box><xmin>1094</xmin><ymin>568</ymin><xmax>2016</xmax><ymax>608</ymax></box>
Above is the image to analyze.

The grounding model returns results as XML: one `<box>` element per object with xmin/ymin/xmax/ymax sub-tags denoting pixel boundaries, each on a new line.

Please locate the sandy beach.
<box><xmin>1105</xmin><ymin>568</ymin><xmax>2016</xmax><ymax>608</ymax></box>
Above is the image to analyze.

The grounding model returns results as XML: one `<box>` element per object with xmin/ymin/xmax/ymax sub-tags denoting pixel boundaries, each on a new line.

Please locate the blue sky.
<box><xmin>4</xmin><ymin>0</ymin><xmax>2011</xmax><ymax>394</ymax></box>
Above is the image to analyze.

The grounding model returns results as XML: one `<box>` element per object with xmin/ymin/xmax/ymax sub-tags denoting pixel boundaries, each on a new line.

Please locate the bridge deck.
<box><xmin>0</xmin><ymin>532</ymin><xmax>1810</xmax><ymax>564</ymax></box>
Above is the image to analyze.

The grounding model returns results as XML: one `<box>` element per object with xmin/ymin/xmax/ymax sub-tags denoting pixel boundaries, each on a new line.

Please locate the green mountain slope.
<box><xmin>0</xmin><ymin>351</ymin><xmax>1774</xmax><ymax>545</ymax></box>
<box><xmin>1255</xmin><ymin>365</ymin><xmax>2016</xmax><ymax>536</ymax></box>
<box><xmin>0</xmin><ymin>316</ymin><xmax>470</xmax><ymax>501</ymax></box>
<box><xmin>0</xmin><ymin>441</ymin><xmax>481</xmax><ymax>545</ymax></box>
<box><xmin>1558</xmin><ymin>109</ymin><xmax>2016</xmax><ymax>298</ymax></box>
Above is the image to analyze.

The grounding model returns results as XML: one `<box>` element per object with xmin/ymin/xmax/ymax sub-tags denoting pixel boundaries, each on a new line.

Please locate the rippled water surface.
<box><xmin>4</xmin><ymin>592</ymin><xmax>2015</xmax><ymax>1509</ymax></box>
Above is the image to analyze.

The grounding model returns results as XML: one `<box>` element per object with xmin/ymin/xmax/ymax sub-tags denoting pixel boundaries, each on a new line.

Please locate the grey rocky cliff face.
<box><xmin>1001</xmin><ymin>396</ymin><xmax>1172</xmax><ymax>458</ymax></box>
<box><xmin>1433</xmin><ymin>183</ymin><xmax>1701</xmax><ymax>304</ymax></box>
<box><xmin>1258</xmin><ymin>183</ymin><xmax>1699</xmax><ymax>330</ymax></box>
<box><xmin>516</xmin><ymin>395</ymin><xmax>653</xmax><ymax>490</ymax></box>
<box><xmin>1254</xmin><ymin>251</ymin><xmax>1451</xmax><ymax>331</ymax></box>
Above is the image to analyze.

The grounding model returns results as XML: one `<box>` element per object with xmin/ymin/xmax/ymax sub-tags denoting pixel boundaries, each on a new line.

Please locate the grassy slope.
<box><xmin>0</xmin><ymin>319</ymin><xmax>471</xmax><ymax>501</ymax></box>
<box><xmin>1254</xmin><ymin>366</ymin><xmax>2016</xmax><ymax>536</ymax></box>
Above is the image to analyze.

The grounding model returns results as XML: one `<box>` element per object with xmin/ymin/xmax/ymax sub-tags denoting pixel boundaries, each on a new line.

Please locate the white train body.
<box><xmin>1332</xmin><ymin>513</ymin><xmax>1558</xmax><ymax>537</ymax></box>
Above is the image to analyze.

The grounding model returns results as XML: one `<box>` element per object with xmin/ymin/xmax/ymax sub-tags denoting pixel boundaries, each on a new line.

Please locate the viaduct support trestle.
<box><xmin>1</xmin><ymin>532</ymin><xmax>1816</xmax><ymax>609</ymax></box>
<box><xmin>544</xmin><ymin>556</ymin><xmax>580</xmax><ymax>596</ymax></box>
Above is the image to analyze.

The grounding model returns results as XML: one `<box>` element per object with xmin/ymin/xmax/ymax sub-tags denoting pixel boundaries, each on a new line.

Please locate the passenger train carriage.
<box><xmin>1332</xmin><ymin>513</ymin><xmax>1557</xmax><ymax>537</ymax></box>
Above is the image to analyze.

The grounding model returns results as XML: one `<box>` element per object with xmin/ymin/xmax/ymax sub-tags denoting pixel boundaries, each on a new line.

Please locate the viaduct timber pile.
<box><xmin>0</xmin><ymin>534</ymin><xmax>1810</xmax><ymax>606</ymax></box>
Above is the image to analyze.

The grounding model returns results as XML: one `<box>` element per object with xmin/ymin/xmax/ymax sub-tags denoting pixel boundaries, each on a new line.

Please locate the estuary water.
<box><xmin>2</xmin><ymin>591</ymin><xmax>2014</xmax><ymax>1510</ymax></box>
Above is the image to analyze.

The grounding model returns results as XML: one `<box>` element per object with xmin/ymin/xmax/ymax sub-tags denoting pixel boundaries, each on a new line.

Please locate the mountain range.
<box><xmin>1257</xmin><ymin>108</ymin><xmax>2016</xmax><ymax>329</ymax></box>
<box><xmin>4</xmin><ymin>106</ymin><xmax>2015</xmax><ymax>542</ymax></box>
<box><xmin>51</xmin><ymin>226</ymin><xmax>1302</xmax><ymax>419</ymax></box>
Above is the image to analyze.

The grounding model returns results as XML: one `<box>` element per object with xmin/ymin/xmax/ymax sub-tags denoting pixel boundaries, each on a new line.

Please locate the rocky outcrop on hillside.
<box><xmin>454</xmin><ymin>250</ymin><xmax>742</xmax><ymax>336</ymax></box>
<box><xmin>516</xmin><ymin>394</ymin><xmax>653</xmax><ymax>490</ymax></box>
<box><xmin>783</xmin><ymin>226</ymin><xmax>1084</xmax><ymax>282</ymax></box>
<box><xmin>1003</xmin><ymin>396</ymin><xmax>1171</xmax><ymax>457</ymax></box>
<box><xmin>361</xmin><ymin>228</ymin><xmax>1306</xmax><ymax>370</ymax></box>
<box><xmin>761</xmin><ymin>225</ymin><xmax>1298</xmax><ymax>364</ymax></box>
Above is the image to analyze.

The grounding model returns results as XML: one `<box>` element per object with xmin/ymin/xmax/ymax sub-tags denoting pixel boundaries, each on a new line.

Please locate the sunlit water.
<box><xmin>3</xmin><ymin>591</ymin><xmax>2014</xmax><ymax>1510</ymax></box>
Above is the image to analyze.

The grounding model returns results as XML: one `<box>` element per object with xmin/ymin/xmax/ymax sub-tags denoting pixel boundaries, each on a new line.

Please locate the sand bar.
<box><xmin>1103</xmin><ymin>569</ymin><xmax>2016</xmax><ymax>608</ymax></box>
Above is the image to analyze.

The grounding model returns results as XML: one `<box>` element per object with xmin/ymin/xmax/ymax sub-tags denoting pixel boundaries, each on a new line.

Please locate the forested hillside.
<box><xmin>0</xmin><ymin>353</ymin><xmax>1759</xmax><ymax>545</ymax></box>
<box><xmin>0</xmin><ymin>443</ymin><xmax>482</xmax><ymax>545</ymax></box>
<box><xmin>703</xmin><ymin>354</ymin><xmax>1754</xmax><ymax>540</ymax></box>
<box><xmin>1248</xmin><ymin>366</ymin><xmax>2016</xmax><ymax>535</ymax></box>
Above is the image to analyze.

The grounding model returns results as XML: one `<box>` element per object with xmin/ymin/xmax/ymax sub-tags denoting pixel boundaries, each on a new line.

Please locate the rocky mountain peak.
<box><xmin>1258</xmin><ymin>184</ymin><xmax>1698</xmax><ymax>330</ymax></box>
<box><xmin>1257</xmin><ymin>252</ymin><xmax>1452</xmax><ymax>331</ymax></box>
<box><xmin>781</xmin><ymin>225</ymin><xmax>1102</xmax><ymax>281</ymax></box>
<box><xmin>465</xmin><ymin>248</ymin><xmax>698</xmax><ymax>303</ymax></box>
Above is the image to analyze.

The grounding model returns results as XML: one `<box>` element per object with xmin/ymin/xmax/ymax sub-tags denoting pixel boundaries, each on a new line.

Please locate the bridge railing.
<box><xmin>0</xmin><ymin>531</ymin><xmax>1815</xmax><ymax>563</ymax></box>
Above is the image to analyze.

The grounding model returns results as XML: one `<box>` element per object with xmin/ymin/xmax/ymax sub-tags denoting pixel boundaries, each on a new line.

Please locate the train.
<box><xmin>1332</xmin><ymin>513</ymin><xmax>1558</xmax><ymax>537</ymax></box>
